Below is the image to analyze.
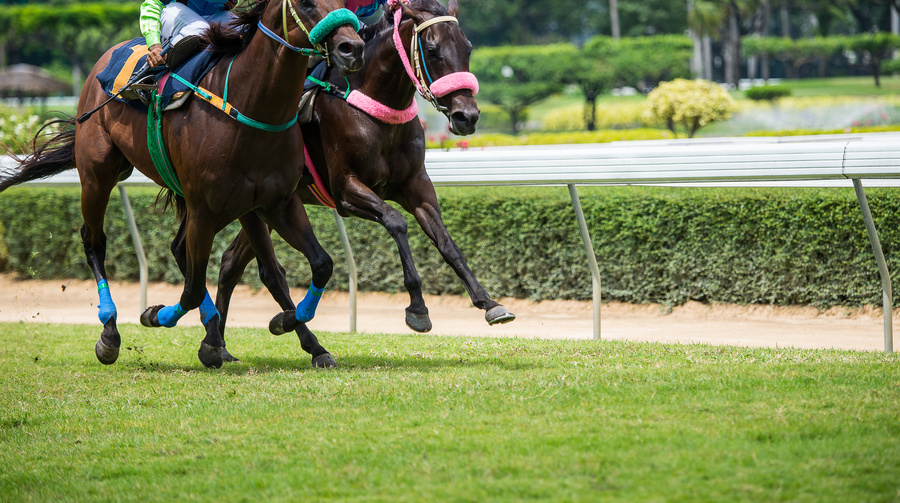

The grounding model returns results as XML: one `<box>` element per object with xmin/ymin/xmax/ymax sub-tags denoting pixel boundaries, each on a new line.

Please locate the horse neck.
<box><xmin>351</xmin><ymin>23</ymin><xmax>417</xmax><ymax>111</ymax></box>
<box><xmin>219</xmin><ymin>14</ymin><xmax>308</xmax><ymax>124</ymax></box>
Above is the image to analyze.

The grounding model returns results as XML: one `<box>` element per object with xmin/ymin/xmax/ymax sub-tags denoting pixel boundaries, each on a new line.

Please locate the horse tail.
<box><xmin>0</xmin><ymin>117</ymin><xmax>76</xmax><ymax>193</ymax></box>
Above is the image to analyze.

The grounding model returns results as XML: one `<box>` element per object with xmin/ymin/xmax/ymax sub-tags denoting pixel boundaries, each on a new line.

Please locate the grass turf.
<box><xmin>0</xmin><ymin>322</ymin><xmax>898</xmax><ymax>502</ymax></box>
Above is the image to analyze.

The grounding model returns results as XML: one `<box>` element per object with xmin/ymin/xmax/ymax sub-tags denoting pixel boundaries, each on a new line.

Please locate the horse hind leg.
<box><xmin>79</xmin><ymin>160</ymin><xmax>130</xmax><ymax>364</ymax></box>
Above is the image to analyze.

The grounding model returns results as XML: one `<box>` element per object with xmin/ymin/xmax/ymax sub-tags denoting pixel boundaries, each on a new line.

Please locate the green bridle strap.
<box><xmin>170</xmin><ymin>60</ymin><xmax>299</xmax><ymax>133</ymax></box>
<box><xmin>305</xmin><ymin>74</ymin><xmax>351</xmax><ymax>98</ymax></box>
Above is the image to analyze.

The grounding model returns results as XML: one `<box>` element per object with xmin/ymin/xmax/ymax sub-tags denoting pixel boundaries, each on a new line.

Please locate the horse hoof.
<box><xmin>140</xmin><ymin>305</ymin><xmax>164</xmax><ymax>327</ymax></box>
<box><xmin>312</xmin><ymin>353</ymin><xmax>337</xmax><ymax>368</ymax></box>
<box><xmin>94</xmin><ymin>338</ymin><xmax>119</xmax><ymax>365</ymax></box>
<box><xmin>269</xmin><ymin>310</ymin><xmax>298</xmax><ymax>336</ymax></box>
<box><xmin>222</xmin><ymin>347</ymin><xmax>241</xmax><ymax>363</ymax></box>
<box><xmin>197</xmin><ymin>342</ymin><xmax>224</xmax><ymax>369</ymax></box>
<box><xmin>405</xmin><ymin>309</ymin><xmax>432</xmax><ymax>333</ymax></box>
<box><xmin>486</xmin><ymin>306</ymin><xmax>516</xmax><ymax>325</ymax></box>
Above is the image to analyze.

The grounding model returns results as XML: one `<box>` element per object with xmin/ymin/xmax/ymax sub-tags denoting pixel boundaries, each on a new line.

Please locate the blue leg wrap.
<box><xmin>198</xmin><ymin>292</ymin><xmax>220</xmax><ymax>326</ymax></box>
<box><xmin>157</xmin><ymin>303</ymin><xmax>188</xmax><ymax>328</ymax></box>
<box><xmin>97</xmin><ymin>279</ymin><xmax>117</xmax><ymax>325</ymax></box>
<box><xmin>295</xmin><ymin>284</ymin><xmax>325</xmax><ymax>322</ymax></box>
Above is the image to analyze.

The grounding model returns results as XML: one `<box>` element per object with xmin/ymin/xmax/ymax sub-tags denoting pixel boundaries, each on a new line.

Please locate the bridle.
<box><xmin>389</xmin><ymin>0</ymin><xmax>478</xmax><ymax>116</ymax></box>
<box><xmin>255</xmin><ymin>0</ymin><xmax>361</xmax><ymax>66</ymax></box>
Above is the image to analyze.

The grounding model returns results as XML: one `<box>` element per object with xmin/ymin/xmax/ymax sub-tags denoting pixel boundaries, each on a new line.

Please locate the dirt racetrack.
<box><xmin>0</xmin><ymin>273</ymin><xmax>893</xmax><ymax>352</ymax></box>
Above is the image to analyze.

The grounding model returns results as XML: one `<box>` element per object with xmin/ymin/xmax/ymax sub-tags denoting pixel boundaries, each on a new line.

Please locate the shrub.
<box><xmin>744</xmin><ymin>84</ymin><xmax>792</xmax><ymax>102</ymax></box>
<box><xmin>1</xmin><ymin>185</ymin><xmax>899</xmax><ymax>309</ymax></box>
<box><xmin>644</xmin><ymin>78</ymin><xmax>736</xmax><ymax>138</ymax></box>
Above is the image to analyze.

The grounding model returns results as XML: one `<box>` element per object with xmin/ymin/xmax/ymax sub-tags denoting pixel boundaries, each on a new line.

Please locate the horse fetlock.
<box><xmin>486</xmin><ymin>305</ymin><xmax>516</xmax><ymax>326</ymax></box>
<box><xmin>269</xmin><ymin>310</ymin><xmax>299</xmax><ymax>336</ymax></box>
<box><xmin>405</xmin><ymin>308</ymin><xmax>433</xmax><ymax>333</ymax></box>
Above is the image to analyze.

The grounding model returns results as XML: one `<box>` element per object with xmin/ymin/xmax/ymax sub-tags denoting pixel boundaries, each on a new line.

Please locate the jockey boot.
<box><xmin>166</xmin><ymin>35</ymin><xmax>204</xmax><ymax>70</ymax></box>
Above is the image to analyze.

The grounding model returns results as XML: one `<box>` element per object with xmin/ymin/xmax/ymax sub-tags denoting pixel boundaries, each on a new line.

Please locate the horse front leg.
<box><xmin>254</xmin><ymin>198</ymin><xmax>336</xmax><ymax>368</ymax></box>
<box><xmin>400</xmin><ymin>172</ymin><xmax>515</xmax><ymax>326</ymax></box>
<box><xmin>217</xmin><ymin>212</ymin><xmax>334</xmax><ymax>367</ymax></box>
<box><xmin>142</xmin><ymin>212</ymin><xmax>224</xmax><ymax>368</ymax></box>
<box><xmin>338</xmin><ymin>177</ymin><xmax>432</xmax><ymax>333</ymax></box>
<box><xmin>170</xmin><ymin>217</ymin><xmax>239</xmax><ymax>363</ymax></box>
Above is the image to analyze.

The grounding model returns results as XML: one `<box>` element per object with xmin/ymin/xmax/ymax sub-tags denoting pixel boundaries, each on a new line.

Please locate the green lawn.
<box><xmin>1</xmin><ymin>322</ymin><xmax>898</xmax><ymax>501</ymax></box>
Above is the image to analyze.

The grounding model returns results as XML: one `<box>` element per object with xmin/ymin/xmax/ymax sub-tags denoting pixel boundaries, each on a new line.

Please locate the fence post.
<box><xmin>568</xmin><ymin>184</ymin><xmax>601</xmax><ymax>340</ymax></box>
<box><xmin>333</xmin><ymin>210</ymin><xmax>357</xmax><ymax>333</ymax></box>
<box><xmin>118</xmin><ymin>186</ymin><xmax>147</xmax><ymax>312</ymax></box>
<box><xmin>851</xmin><ymin>179</ymin><xmax>893</xmax><ymax>353</ymax></box>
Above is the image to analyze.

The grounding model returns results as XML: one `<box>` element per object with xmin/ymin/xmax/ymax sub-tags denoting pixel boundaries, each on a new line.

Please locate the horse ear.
<box><xmin>447</xmin><ymin>0</ymin><xmax>459</xmax><ymax>17</ymax></box>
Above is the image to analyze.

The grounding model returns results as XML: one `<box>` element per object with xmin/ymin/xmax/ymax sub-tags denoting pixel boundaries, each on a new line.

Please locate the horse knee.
<box><xmin>310</xmin><ymin>253</ymin><xmax>333</xmax><ymax>288</ymax></box>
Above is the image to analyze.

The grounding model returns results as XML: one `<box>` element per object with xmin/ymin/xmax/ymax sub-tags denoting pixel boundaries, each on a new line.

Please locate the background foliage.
<box><xmin>1</xmin><ymin>185</ymin><xmax>899</xmax><ymax>309</ymax></box>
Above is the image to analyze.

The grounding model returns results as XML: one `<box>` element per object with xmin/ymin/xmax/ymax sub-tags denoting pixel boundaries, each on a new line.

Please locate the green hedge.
<box><xmin>1</xmin><ymin>185</ymin><xmax>898</xmax><ymax>308</ymax></box>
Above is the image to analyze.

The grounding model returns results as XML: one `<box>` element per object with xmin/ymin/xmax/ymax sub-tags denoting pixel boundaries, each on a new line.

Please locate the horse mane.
<box><xmin>358</xmin><ymin>0</ymin><xmax>449</xmax><ymax>42</ymax></box>
<box><xmin>204</xmin><ymin>0</ymin><xmax>268</xmax><ymax>56</ymax></box>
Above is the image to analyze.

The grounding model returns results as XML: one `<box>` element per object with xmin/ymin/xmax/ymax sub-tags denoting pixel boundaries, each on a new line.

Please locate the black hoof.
<box><xmin>486</xmin><ymin>306</ymin><xmax>516</xmax><ymax>325</ymax></box>
<box><xmin>94</xmin><ymin>338</ymin><xmax>119</xmax><ymax>365</ymax></box>
<box><xmin>312</xmin><ymin>353</ymin><xmax>337</xmax><ymax>368</ymax></box>
<box><xmin>197</xmin><ymin>342</ymin><xmax>224</xmax><ymax>369</ymax></box>
<box><xmin>140</xmin><ymin>305</ymin><xmax>164</xmax><ymax>327</ymax></box>
<box><xmin>405</xmin><ymin>308</ymin><xmax>432</xmax><ymax>333</ymax></box>
<box><xmin>269</xmin><ymin>310</ymin><xmax>299</xmax><ymax>336</ymax></box>
<box><xmin>222</xmin><ymin>347</ymin><xmax>240</xmax><ymax>363</ymax></box>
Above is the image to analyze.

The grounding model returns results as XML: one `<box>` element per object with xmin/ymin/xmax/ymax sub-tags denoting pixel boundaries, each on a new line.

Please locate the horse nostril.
<box><xmin>452</xmin><ymin>110</ymin><xmax>479</xmax><ymax>128</ymax></box>
<box><xmin>335</xmin><ymin>40</ymin><xmax>364</xmax><ymax>70</ymax></box>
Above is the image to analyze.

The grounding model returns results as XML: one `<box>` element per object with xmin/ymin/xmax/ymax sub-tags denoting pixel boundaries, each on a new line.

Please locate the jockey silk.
<box><xmin>167</xmin><ymin>0</ymin><xmax>226</xmax><ymax>17</ymax></box>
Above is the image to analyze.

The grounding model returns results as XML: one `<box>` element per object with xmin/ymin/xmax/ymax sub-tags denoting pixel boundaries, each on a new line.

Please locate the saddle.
<box><xmin>95</xmin><ymin>37</ymin><xmax>222</xmax><ymax>114</ymax></box>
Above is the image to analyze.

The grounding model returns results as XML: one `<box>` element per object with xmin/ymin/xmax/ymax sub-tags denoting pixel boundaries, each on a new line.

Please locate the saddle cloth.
<box><xmin>96</xmin><ymin>37</ymin><xmax>223</xmax><ymax>113</ymax></box>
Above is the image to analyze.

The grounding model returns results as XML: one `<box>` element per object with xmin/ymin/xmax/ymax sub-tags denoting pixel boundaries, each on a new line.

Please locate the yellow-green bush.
<box><xmin>644</xmin><ymin>78</ymin><xmax>736</xmax><ymax>137</ymax></box>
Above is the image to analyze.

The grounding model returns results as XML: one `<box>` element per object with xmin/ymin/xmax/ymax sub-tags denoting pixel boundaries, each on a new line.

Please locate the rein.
<box><xmin>174</xmin><ymin>2</ymin><xmax>361</xmax><ymax>132</ymax></box>
<box><xmin>278</xmin><ymin>0</ymin><xmax>360</xmax><ymax>64</ymax></box>
<box><xmin>389</xmin><ymin>2</ymin><xmax>478</xmax><ymax>114</ymax></box>
<box><xmin>304</xmin><ymin>2</ymin><xmax>478</xmax><ymax>124</ymax></box>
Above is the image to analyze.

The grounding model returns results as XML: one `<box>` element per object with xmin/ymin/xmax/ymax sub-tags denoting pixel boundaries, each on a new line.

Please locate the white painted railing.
<box><xmin>6</xmin><ymin>131</ymin><xmax>900</xmax><ymax>352</ymax></box>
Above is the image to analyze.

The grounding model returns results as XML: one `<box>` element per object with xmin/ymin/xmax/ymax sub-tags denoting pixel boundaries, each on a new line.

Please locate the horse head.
<box><xmin>394</xmin><ymin>0</ymin><xmax>479</xmax><ymax>135</ymax></box>
<box><xmin>260</xmin><ymin>0</ymin><xmax>365</xmax><ymax>73</ymax></box>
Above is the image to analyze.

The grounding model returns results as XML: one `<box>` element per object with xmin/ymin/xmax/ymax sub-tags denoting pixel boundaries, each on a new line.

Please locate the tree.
<box><xmin>847</xmin><ymin>31</ymin><xmax>900</xmax><ymax>87</ymax></box>
<box><xmin>470</xmin><ymin>45</ymin><xmax>567</xmax><ymax>134</ymax></box>
<box><xmin>555</xmin><ymin>44</ymin><xmax>614</xmax><ymax>131</ymax></box>
<box><xmin>644</xmin><ymin>78</ymin><xmax>736</xmax><ymax>138</ymax></box>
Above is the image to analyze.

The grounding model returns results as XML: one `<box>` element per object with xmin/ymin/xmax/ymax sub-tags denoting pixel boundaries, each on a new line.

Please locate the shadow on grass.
<box><xmin>116</xmin><ymin>352</ymin><xmax>538</xmax><ymax>375</ymax></box>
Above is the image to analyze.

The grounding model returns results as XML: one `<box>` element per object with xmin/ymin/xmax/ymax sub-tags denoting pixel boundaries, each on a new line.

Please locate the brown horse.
<box><xmin>196</xmin><ymin>0</ymin><xmax>514</xmax><ymax>361</ymax></box>
<box><xmin>0</xmin><ymin>0</ymin><xmax>364</xmax><ymax>369</ymax></box>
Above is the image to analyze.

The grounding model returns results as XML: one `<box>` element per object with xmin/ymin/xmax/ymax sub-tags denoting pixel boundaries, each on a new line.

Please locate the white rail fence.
<box><xmin>6</xmin><ymin>131</ymin><xmax>900</xmax><ymax>352</ymax></box>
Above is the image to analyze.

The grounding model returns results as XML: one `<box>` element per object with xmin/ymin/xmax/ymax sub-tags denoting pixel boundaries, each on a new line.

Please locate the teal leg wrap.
<box><xmin>198</xmin><ymin>292</ymin><xmax>219</xmax><ymax>326</ymax></box>
<box><xmin>157</xmin><ymin>303</ymin><xmax>188</xmax><ymax>328</ymax></box>
<box><xmin>295</xmin><ymin>284</ymin><xmax>324</xmax><ymax>322</ymax></box>
<box><xmin>97</xmin><ymin>279</ymin><xmax>117</xmax><ymax>324</ymax></box>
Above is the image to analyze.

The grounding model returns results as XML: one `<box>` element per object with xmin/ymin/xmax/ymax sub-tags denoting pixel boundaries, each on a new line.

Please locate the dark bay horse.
<box><xmin>0</xmin><ymin>0</ymin><xmax>364</xmax><ymax>368</ymax></box>
<box><xmin>198</xmin><ymin>0</ymin><xmax>515</xmax><ymax>361</ymax></box>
